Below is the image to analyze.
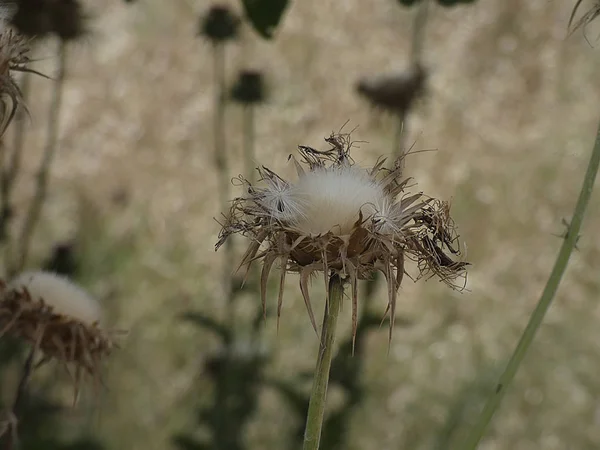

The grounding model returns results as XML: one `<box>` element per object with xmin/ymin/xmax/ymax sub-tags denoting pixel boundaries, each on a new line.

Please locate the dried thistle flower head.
<box><xmin>199</xmin><ymin>5</ymin><xmax>240</xmax><ymax>43</ymax></box>
<box><xmin>356</xmin><ymin>64</ymin><xmax>428</xmax><ymax>115</ymax></box>
<box><xmin>0</xmin><ymin>271</ymin><xmax>115</xmax><ymax>400</ymax></box>
<box><xmin>231</xmin><ymin>70</ymin><xmax>267</xmax><ymax>105</ymax></box>
<box><xmin>217</xmin><ymin>133</ymin><xmax>468</xmax><ymax>344</ymax></box>
<box><xmin>0</xmin><ymin>24</ymin><xmax>35</xmax><ymax>137</ymax></box>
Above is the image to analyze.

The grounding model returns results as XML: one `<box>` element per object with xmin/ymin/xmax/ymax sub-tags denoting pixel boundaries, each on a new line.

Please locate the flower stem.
<box><xmin>303</xmin><ymin>274</ymin><xmax>344</xmax><ymax>450</ymax></box>
<box><xmin>3</xmin><ymin>347</ymin><xmax>35</xmax><ymax>450</ymax></box>
<box><xmin>458</xmin><ymin>118</ymin><xmax>600</xmax><ymax>449</ymax></box>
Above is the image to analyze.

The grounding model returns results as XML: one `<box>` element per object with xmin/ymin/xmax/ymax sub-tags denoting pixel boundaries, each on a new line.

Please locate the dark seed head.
<box><xmin>50</xmin><ymin>0</ymin><xmax>88</xmax><ymax>41</ymax></box>
<box><xmin>355</xmin><ymin>64</ymin><xmax>428</xmax><ymax>115</ymax></box>
<box><xmin>11</xmin><ymin>0</ymin><xmax>88</xmax><ymax>41</ymax></box>
<box><xmin>199</xmin><ymin>5</ymin><xmax>240</xmax><ymax>43</ymax></box>
<box><xmin>231</xmin><ymin>70</ymin><xmax>267</xmax><ymax>105</ymax></box>
<box><xmin>10</xmin><ymin>0</ymin><xmax>53</xmax><ymax>38</ymax></box>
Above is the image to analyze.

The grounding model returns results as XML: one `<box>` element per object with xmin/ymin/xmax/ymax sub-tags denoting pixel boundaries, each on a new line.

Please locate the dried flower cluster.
<box><xmin>0</xmin><ymin>271</ymin><xmax>115</xmax><ymax>400</ymax></box>
<box><xmin>216</xmin><ymin>134</ymin><xmax>468</xmax><ymax>343</ymax></box>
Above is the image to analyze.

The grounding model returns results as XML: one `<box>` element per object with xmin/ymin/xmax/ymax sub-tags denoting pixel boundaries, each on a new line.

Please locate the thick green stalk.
<box><xmin>303</xmin><ymin>274</ymin><xmax>344</xmax><ymax>450</ymax></box>
<box><xmin>458</xmin><ymin>118</ymin><xmax>600</xmax><ymax>449</ymax></box>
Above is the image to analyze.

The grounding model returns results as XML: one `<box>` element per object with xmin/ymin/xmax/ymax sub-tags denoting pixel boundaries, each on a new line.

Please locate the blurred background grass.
<box><xmin>4</xmin><ymin>0</ymin><xmax>600</xmax><ymax>449</ymax></box>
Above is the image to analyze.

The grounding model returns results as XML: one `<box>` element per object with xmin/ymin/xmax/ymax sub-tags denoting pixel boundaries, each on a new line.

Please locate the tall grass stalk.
<box><xmin>243</xmin><ymin>105</ymin><xmax>255</xmax><ymax>184</ymax></box>
<box><xmin>303</xmin><ymin>274</ymin><xmax>344</xmax><ymax>450</ymax></box>
<box><xmin>458</xmin><ymin>118</ymin><xmax>600</xmax><ymax>449</ymax></box>
<box><xmin>394</xmin><ymin>0</ymin><xmax>429</xmax><ymax>168</ymax></box>
<box><xmin>13</xmin><ymin>41</ymin><xmax>67</xmax><ymax>276</ymax></box>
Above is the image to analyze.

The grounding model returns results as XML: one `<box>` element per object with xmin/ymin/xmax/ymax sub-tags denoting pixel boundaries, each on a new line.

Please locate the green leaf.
<box><xmin>241</xmin><ymin>0</ymin><xmax>289</xmax><ymax>39</ymax></box>
<box><xmin>397</xmin><ymin>0</ymin><xmax>421</xmax><ymax>6</ymax></box>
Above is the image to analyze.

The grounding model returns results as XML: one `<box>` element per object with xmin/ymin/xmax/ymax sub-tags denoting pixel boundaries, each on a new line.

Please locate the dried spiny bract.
<box><xmin>216</xmin><ymin>134</ymin><xmax>468</xmax><ymax>345</ymax></box>
<box><xmin>231</xmin><ymin>70</ymin><xmax>267</xmax><ymax>105</ymax></box>
<box><xmin>568</xmin><ymin>0</ymin><xmax>600</xmax><ymax>37</ymax></box>
<box><xmin>0</xmin><ymin>271</ymin><xmax>115</xmax><ymax>401</ymax></box>
<box><xmin>356</xmin><ymin>64</ymin><xmax>428</xmax><ymax>115</ymax></box>
<box><xmin>199</xmin><ymin>5</ymin><xmax>240</xmax><ymax>42</ymax></box>
<box><xmin>0</xmin><ymin>26</ymin><xmax>33</xmax><ymax>137</ymax></box>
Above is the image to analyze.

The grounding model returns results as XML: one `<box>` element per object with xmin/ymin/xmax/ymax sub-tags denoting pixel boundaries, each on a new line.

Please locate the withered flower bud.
<box><xmin>231</xmin><ymin>70</ymin><xmax>267</xmax><ymax>105</ymax></box>
<box><xmin>50</xmin><ymin>0</ymin><xmax>87</xmax><ymax>42</ymax></box>
<box><xmin>199</xmin><ymin>5</ymin><xmax>240</xmax><ymax>43</ymax></box>
<box><xmin>356</xmin><ymin>64</ymin><xmax>428</xmax><ymax>115</ymax></box>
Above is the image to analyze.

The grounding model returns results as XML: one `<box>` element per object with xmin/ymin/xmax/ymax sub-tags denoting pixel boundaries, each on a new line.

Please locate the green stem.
<box><xmin>12</xmin><ymin>41</ymin><xmax>67</xmax><ymax>276</ymax></box>
<box><xmin>303</xmin><ymin>274</ymin><xmax>344</xmax><ymax>450</ymax></box>
<box><xmin>3</xmin><ymin>347</ymin><xmax>35</xmax><ymax>450</ymax></box>
<box><xmin>212</xmin><ymin>43</ymin><xmax>234</xmax><ymax>318</ymax></box>
<box><xmin>410</xmin><ymin>0</ymin><xmax>430</xmax><ymax>66</ymax></box>
<box><xmin>458</xmin><ymin>118</ymin><xmax>600</xmax><ymax>449</ymax></box>
<box><xmin>243</xmin><ymin>106</ymin><xmax>255</xmax><ymax>183</ymax></box>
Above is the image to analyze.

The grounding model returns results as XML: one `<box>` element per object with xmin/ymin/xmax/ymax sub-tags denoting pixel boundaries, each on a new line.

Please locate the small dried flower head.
<box><xmin>0</xmin><ymin>271</ymin><xmax>115</xmax><ymax>400</ymax></box>
<box><xmin>356</xmin><ymin>64</ymin><xmax>428</xmax><ymax>115</ymax></box>
<box><xmin>199</xmin><ymin>5</ymin><xmax>240</xmax><ymax>43</ymax></box>
<box><xmin>231</xmin><ymin>70</ymin><xmax>267</xmax><ymax>105</ymax></box>
<box><xmin>50</xmin><ymin>0</ymin><xmax>87</xmax><ymax>41</ymax></box>
<box><xmin>10</xmin><ymin>0</ymin><xmax>53</xmax><ymax>38</ymax></box>
<box><xmin>217</xmin><ymin>133</ymin><xmax>468</xmax><ymax>345</ymax></box>
<box><xmin>11</xmin><ymin>0</ymin><xmax>87</xmax><ymax>41</ymax></box>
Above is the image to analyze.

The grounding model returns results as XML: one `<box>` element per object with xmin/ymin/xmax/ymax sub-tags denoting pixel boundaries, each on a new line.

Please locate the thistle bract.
<box><xmin>217</xmin><ymin>134</ymin><xmax>468</xmax><ymax>343</ymax></box>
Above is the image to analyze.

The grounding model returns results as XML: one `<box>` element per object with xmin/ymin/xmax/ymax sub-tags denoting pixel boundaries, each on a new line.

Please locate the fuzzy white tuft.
<box><xmin>9</xmin><ymin>271</ymin><xmax>102</xmax><ymax>326</ymax></box>
<box><xmin>277</xmin><ymin>165</ymin><xmax>389</xmax><ymax>236</ymax></box>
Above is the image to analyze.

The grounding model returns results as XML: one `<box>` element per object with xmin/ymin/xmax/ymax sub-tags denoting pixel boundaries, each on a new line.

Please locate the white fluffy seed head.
<box><xmin>9</xmin><ymin>271</ymin><xmax>103</xmax><ymax>326</ymax></box>
<box><xmin>273</xmin><ymin>165</ymin><xmax>391</xmax><ymax>236</ymax></box>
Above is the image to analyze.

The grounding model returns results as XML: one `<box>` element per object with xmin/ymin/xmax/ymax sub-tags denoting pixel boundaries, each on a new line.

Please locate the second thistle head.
<box><xmin>231</xmin><ymin>70</ymin><xmax>267</xmax><ymax>105</ymax></box>
<box><xmin>199</xmin><ymin>5</ymin><xmax>240</xmax><ymax>43</ymax></box>
<box><xmin>217</xmin><ymin>133</ymin><xmax>468</xmax><ymax>344</ymax></box>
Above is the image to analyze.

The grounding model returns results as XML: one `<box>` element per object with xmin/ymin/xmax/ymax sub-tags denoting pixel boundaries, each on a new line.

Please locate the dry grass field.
<box><xmin>7</xmin><ymin>0</ymin><xmax>600</xmax><ymax>448</ymax></box>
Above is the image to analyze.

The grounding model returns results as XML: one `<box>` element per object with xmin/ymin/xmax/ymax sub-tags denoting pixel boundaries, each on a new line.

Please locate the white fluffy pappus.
<box><xmin>9</xmin><ymin>271</ymin><xmax>103</xmax><ymax>326</ymax></box>
<box><xmin>269</xmin><ymin>165</ymin><xmax>393</xmax><ymax>236</ymax></box>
